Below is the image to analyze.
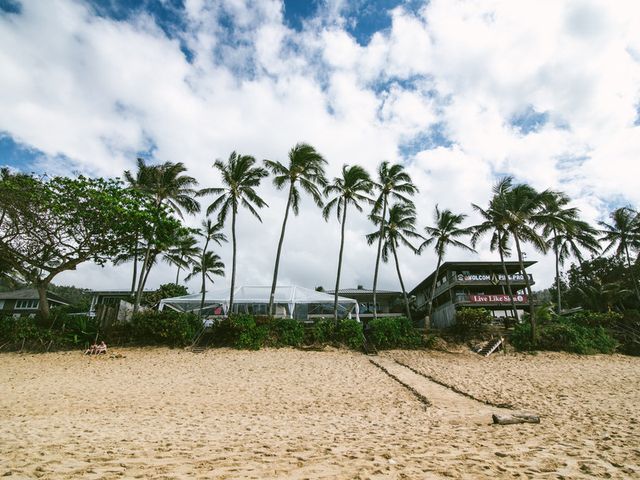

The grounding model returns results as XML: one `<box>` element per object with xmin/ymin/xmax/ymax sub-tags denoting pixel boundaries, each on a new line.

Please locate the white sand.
<box><xmin>1</xmin><ymin>347</ymin><xmax>638</xmax><ymax>479</ymax></box>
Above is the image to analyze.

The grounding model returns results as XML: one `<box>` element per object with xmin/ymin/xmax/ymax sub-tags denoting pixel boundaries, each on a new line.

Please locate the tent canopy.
<box><xmin>158</xmin><ymin>285</ymin><xmax>359</xmax><ymax>321</ymax></box>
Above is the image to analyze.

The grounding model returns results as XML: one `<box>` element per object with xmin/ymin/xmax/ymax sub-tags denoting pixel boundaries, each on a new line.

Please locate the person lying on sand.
<box><xmin>84</xmin><ymin>341</ymin><xmax>107</xmax><ymax>355</ymax></box>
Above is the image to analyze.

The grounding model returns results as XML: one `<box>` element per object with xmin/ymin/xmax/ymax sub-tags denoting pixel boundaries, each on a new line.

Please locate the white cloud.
<box><xmin>2</xmin><ymin>0</ymin><xmax>640</xmax><ymax>296</ymax></box>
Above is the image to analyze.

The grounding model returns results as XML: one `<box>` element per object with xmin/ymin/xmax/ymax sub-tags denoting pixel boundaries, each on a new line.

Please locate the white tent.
<box><xmin>158</xmin><ymin>285</ymin><xmax>360</xmax><ymax>321</ymax></box>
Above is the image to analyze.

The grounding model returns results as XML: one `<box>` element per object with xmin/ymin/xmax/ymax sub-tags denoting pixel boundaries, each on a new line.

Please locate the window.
<box><xmin>15</xmin><ymin>299</ymin><xmax>39</xmax><ymax>309</ymax></box>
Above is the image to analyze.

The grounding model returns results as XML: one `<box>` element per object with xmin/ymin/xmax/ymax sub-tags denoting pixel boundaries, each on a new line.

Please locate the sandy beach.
<box><xmin>1</xmin><ymin>347</ymin><xmax>639</xmax><ymax>479</ymax></box>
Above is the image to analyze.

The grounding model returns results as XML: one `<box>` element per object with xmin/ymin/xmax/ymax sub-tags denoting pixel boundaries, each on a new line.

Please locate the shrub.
<box><xmin>267</xmin><ymin>318</ymin><xmax>304</xmax><ymax>347</ymax></box>
<box><xmin>130</xmin><ymin>310</ymin><xmax>201</xmax><ymax>347</ymax></box>
<box><xmin>335</xmin><ymin>319</ymin><xmax>363</xmax><ymax>350</ymax></box>
<box><xmin>451</xmin><ymin>308</ymin><xmax>492</xmax><ymax>338</ymax></box>
<box><xmin>310</xmin><ymin>319</ymin><xmax>336</xmax><ymax>344</ymax></box>
<box><xmin>511</xmin><ymin>317</ymin><xmax>618</xmax><ymax>354</ymax></box>
<box><xmin>211</xmin><ymin>314</ymin><xmax>267</xmax><ymax>350</ymax></box>
<box><xmin>367</xmin><ymin>316</ymin><xmax>422</xmax><ymax>349</ymax></box>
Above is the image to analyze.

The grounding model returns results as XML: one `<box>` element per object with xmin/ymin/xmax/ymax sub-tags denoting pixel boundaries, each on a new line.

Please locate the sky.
<box><xmin>1</xmin><ymin>0</ymin><xmax>639</xmax><ymax>296</ymax></box>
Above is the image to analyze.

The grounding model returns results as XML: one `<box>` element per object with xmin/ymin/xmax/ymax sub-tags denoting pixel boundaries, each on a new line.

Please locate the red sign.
<box><xmin>469</xmin><ymin>294</ymin><xmax>527</xmax><ymax>303</ymax></box>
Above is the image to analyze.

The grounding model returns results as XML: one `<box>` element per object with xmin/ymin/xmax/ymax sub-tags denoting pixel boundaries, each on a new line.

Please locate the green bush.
<box><xmin>367</xmin><ymin>316</ymin><xmax>422</xmax><ymax>349</ymax></box>
<box><xmin>511</xmin><ymin>317</ymin><xmax>618</xmax><ymax>354</ymax></box>
<box><xmin>267</xmin><ymin>318</ymin><xmax>304</xmax><ymax>347</ymax></box>
<box><xmin>451</xmin><ymin>308</ymin><xmax>492</xmax><ymax>338</ymax></box>
<box><xmin>310</xmin><ymin>319</ymin><xmax>336</xmax><ymax>344</ymax></box>
<box><xmin>0</xmin><ymin>315</ymin><xmax>65</xmax><ymax>351</ymax></box>
<box><xmin>130</xmin><ymin>310</ymin><xmax>202</xmax><ymax>347</ymax></box>
<box><xmin>335</xmin><ymin>319</ymin><xmax>363</xmax><ymax>350</ymax></box>
<box><xmin>210</xmin><ymin>314</ymin><xmax>267</xmax><ymax>350</ymax></box>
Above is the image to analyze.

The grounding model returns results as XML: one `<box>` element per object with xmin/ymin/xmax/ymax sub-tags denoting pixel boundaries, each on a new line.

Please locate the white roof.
<box><xmin>159</xmin><ymin>285</ymin><xmax>358</xmax><ymax>306</ymax></box>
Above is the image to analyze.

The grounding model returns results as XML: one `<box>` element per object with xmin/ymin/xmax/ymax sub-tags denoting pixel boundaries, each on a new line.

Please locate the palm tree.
<box><xmin>494</xmin><ymin>178</ymin><xmax>550</xmax><ymax>340</ymax></box>
<box><xmin>370</xmin><ymin>161</ymin><xmax>418</xmax><ymax>319</ymax></box>
<box><xmin>163</xmin><ymin>231</ymin><xmax>201</xmax><ymax>284</ymax></box>
<box><xmin>185</xmin><ymin>251</ymin><xmax>225</xmax><ymax>316</ymax></box>
<box><xmin>188</xmin><ymin>220</ymin><xmax>227</xmax><ymax>316</ymax></box>
<box><xmin>264</xmin><ymin>143</ymin><xmax>327</xmax><ymax>316</ymax></box>
<box><xmin>539</xmin><ymin>192</ymin><xmax>600</xmax><ymax>313</ymax></box>
<box><xmin>323</xmin><ymin>165</ymin><xmax>373</xmax><ymax>321</ymax></box>
<box><xmin>420</xmin><ymin>205</ymin><xmax>475</xmax><ymax>320</ymax></box>
<box><xmin>198</xmin><ymin>152</ymin><xmax>268</xmax><ymax>313</ymax></box>
<box><xmin>471</xmin><ymin>179</ymin><xmax>519</xmax><ymax>320</ymax></box>
<box><xmin>599</xmin><ymin>207</ymin><xmax>640</xmax><ymax>303</ymax></box>
<box><xmin>366</xmin><ymin>203</ymin><xmax>422</xmax><ymax>321</ymax></box>
<box><xmin>124</xmin><ymin>158</ymin><xmax>201</xmax><ymax>311</ymax></box>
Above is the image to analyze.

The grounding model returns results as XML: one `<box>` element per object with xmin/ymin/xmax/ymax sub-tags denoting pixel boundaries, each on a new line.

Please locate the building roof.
<box><xmin>325</xmin><ymin>288</ymin><xmax>401</xmax><ymax>296</ymax></box>
<box><xmin>160</xmin><ymin>285</ymin><xmax>358</xmax><ymax>307</ymax></box>
<box><xmin>409</xmin><ymin>260</ymin><xmax>537</xmax><ymax>296</ymax></box>
<box><xmin>0</xmin><ymin>288</ymin><xmax>70</xmax><ymax>305</ymax></box>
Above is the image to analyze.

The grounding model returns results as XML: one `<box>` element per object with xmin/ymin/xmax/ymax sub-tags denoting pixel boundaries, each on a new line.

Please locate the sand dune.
<box><xmin>1</xmin><ymin>347</ymin><xmax>638</xmax><ymax>478</ymax></box>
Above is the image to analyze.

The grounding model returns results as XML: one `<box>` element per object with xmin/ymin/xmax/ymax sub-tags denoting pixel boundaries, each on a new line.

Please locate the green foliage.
<box><xmin>310</xmin><ymin>319</ymin><xmax>336</xmax><ymax>344</ymax></box>
<box><xmin>142</xmin><ymin>283</ymin><xmax>188</xmax><ymax>308</ymax></box>
<box><xmin>450</xmin><ymin>308</ymin><xmax>492</xmax><ymax>338</ymax></box>
<box><xmin>367</xmin><ymin>316</ymin><xmax>422</xmax><ymax>349</ymax></box>
<box><xmin>267</xmin><ymin>318</ymin><xmax>304</xmax><ymax>347</ymax></box>
<box><xmin>211</xmin><ymin>315</ymin><xmax>267</xmax><ymax>350</ymax></box>
<box><xmin>511</xmin><ymin>317</ymin><xmax>618</xmax><ymax>354</ymax></box>
<box><xmin>48</xmin><ymin>284</ymin><xmax>93</xmax><ymax>313</ymax></box>
<box><xmin>335</xmin><ymin>319</ymin><xmax>364</xmax><ymax>349</ymax></box>
<box><xmin>306</xmin><ymin>318</ymin><xmax>363</xmax><ymax>349</ymax></box>
<box><xmin>0</xmin><ymin>171</ymin><xmax>183</xmax><ymax>320</ymax></box>
<box><xmin>130</xmin><ymin>310</ymin><xmax>201</xmax><ymax>347</ymax></box>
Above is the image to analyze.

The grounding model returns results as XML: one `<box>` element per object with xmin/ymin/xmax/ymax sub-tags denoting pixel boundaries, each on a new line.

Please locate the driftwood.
<box><xmin>492</xmin><ymin>412</ymin><xmax>540</xmax><ymax>425</ymax></box>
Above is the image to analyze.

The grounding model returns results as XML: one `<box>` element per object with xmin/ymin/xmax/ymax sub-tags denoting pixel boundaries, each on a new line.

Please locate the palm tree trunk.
<box><xmin>134</xmin><ymin>243</ymin><xmax>152</xmax><ymax>312</ymax></box>
<box><xmin>427</xmin><ymin>256</ymin><xmax>442</xmax><ymax>320</ymax></box>
<box><xmin>513</xmin><ymin>233</ymin><xmax>535</xmax><ymax>341</ymax></box>
<box><xmin>554</xmin><ymin>231</ymin><xmax>562</xmax><ymax>315</ymax></box>
<box><xmin>200</xmin><ymin>268</ymin><xmax>207</xmax><ymax>317</ymax></box>
<box><xmin>391</xmin><ymin>243</ymin><xmax>412</xmax><ymax>322</ymax></box>
<box><xmin>175</xmin><ymin>264</ymin><xmax>181</xmax><ymax>285</ymax></box>
<box><xmin>371</xmin><ymin>196</ymin><xmax>387</xmax><ymax>320</ymax></box>
<box><xmin>229</xmin><ymin>205</ymin><xmax>237</xmax><ymax>315</ymax></box>
<box><xmin>333</xmin><ymin>200</ymin><xmax>348</xmax><ymax>322</ymax></box>
<box><xmin>130</xmin><ymin>237</ymin><xmax>138</xmax><ymax>296</ymax></box>
<box><xmin>624</xmin><ymin>244</ymin><xmax>640</xmax><ymax>303</ymax></box>
<box><xmin>497</xmin><ymin>230</ymin><xmax>518</xmax><ymax>320</ymax></box>
<box><xmin>199</xmin><ymin>237</ymin><xmax>211</xmax><ymax>317</ymax></box>
<box><xmin>268</xmin><ymin>184</ymin><xmax>293</xmax><ymax>316</ymax></box>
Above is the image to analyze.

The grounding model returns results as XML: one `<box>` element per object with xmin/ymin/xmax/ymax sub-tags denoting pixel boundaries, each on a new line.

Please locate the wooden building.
<box><xmin>410</xmin><ymin>261</ymin><xmax>536</xmax><ymax>329</ymax></box>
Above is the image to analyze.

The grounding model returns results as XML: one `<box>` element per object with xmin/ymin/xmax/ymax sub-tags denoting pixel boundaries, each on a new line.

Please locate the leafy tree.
<box><xmin>539</xmin><ymin>191</ymin><xmax>600</xmax><ymax>314</ymax></box>
<box><xmin>142</xmin><ymin>283</ymin><xmax>188</xmax><ymax>308</ymax></box>
<box><xmin>189</xmin><ymin>219</ymin><xmax>227</xmax><ymax>316</ymax></box>
<box><xmin>163</xmin><ymin>231</ymin><xmax>200</xmax><ymax>284</ymax></box>
<box><xmin>124</xmin><ymin>159</ymin><xmax>200</xmax><ymax>310</ymax></box>
<box><xmin>185</xmin><ymin>252</ymin><xmax>225</xmax><ymax>316</ymax></box>
<box><xmin>370</xmin><ymin>162</ymin><xmax>418</xmax><ymax>319</ymax></box>
<box><xmin>323</xmin><ymin>165</ymin><xmax>373</xmax><ymax>321</ymax></box>
<box><xmin>264</xmin><ymin>143</ymin><xmax>327</xmax><ymax>316</ymax></box>
<box><xmin>420</xmin><ymin>205</ymin><xmax>475</xmax><ymax>319</ymax></box>
<box><xmin>198</xmin><ymin>152</ymin><xmax>267</xmax><ymax>313</ymax></box>
<box><xmin>599</xmin><ymin>207</ymin><xmax>640</xmax><ymax>303</ymax></box>
<box><xmin>367</xmin><ymin>203</ymin><xmax>422</xmax><ymax>321</ymax></box>
<box><xmin>0</xmin><ymin>173</ymin><xmax>178</xmax><ymax>322</ymax></box>
<box><xmin>491</xmin><ymin>177</ymin><xmax>550</xmax><ymax>340</ymax></box>
<box><xmin>471</xmin><ymin>179</ymin><xmax>520</xmax><ymax>319</ymax></box>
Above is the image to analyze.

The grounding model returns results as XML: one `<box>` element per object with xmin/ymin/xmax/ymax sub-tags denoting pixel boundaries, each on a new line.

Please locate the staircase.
<box><xmin>475</xmin><ymin>337</ymin><xmax>503</xmax><ymax>357</ymax></box>
<box><xmin>189</xmin><ymin>325</ymin><xmax>209</xmax><ymax>353</ymax></box>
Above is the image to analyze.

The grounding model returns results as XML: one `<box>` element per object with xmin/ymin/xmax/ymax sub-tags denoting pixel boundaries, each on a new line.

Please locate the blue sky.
<box><xmin>1</xmin><ymin>0</ymin><xmax>639</xmax><ymax>292</ymax></box>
